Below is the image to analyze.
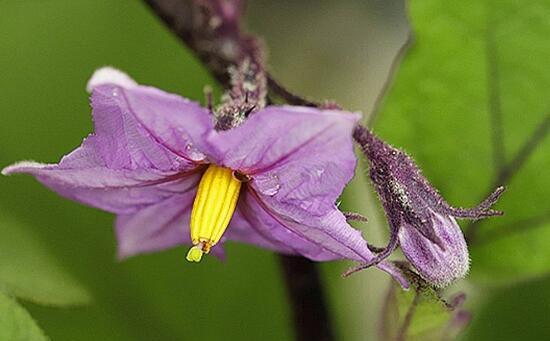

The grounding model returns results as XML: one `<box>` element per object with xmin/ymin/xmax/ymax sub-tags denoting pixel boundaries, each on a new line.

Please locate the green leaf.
<box><xmin>0</xmin><ymin>214</ymin><xmax>91</xmax><ymax>306</ymax></box>
<box><xmin>374</xmin><ymin>0</ymin><xmax>550</xmax><ymax>284</ymax></box>
<box><xmin>0</xmin><ymin>291</ymin><xmax>48</xmax><ymax>341</ymax></box>
<box><xmin>381</xmin><ymin>266</ymin><xmax>468</xmax><ymax>341</ymax></box>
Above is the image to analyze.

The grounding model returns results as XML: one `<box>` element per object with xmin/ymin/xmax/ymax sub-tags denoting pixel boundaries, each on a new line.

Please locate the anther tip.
<box><xmin>186</xmin><ymin>246</ymin><xmax>204</xmax><ymax>263</ymax></box>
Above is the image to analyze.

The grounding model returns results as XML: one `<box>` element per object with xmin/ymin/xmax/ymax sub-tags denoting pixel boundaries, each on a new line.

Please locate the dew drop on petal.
<box><xmin>254</xmin><ymin>174</ymin><xmax>281</xmax><ymax>196</ymax></box>
<box><xmin>184</xmin><ymin>143</ymin><xmax>206</xmax><ymax>162</ymax></box>
<box><xmin>268</xmin><ymin>184</ymin><xmax>281</xmax><ymax>196</ymax></box>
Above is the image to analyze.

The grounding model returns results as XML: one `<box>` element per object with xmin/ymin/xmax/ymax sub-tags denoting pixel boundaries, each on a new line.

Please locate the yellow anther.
<box><xmin>186</xmin><ymin>245</ymin><xmax>204</xmax><ymax>262</ymax></box>
<box><xmin>187</xmin><ymin>164</ymin><xmax>242</xmax><ymax>263</ymax></box>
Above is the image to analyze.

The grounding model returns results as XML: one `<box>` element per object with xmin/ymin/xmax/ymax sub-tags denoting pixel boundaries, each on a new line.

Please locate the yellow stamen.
<box><xmin>187</xmin><ymin>164</ymin><xmax>242</xmax><ymax>263</ymax></box>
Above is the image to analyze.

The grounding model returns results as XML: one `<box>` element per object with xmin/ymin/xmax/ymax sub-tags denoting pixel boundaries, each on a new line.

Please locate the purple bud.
<box><xmin>352</xmin><ymin>125</ymin><xmax>504</xmax><ymax>287</ymax></box>
<box><xmin>398</xmin><ymin>210</ymin><xmax>469</xmax><ymax>287</ymax></box>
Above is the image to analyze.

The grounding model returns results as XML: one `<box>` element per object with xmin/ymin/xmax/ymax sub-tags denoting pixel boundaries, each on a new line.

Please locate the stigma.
<box><xmin>186</xmin><ymin>164</ymin><xmax>242</xmax><ymax>263</ymax></box>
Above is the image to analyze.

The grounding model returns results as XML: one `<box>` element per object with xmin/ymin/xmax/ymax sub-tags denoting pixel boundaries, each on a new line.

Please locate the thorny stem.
<box><xmin>143</xmin><ymin>1</ymin><xmax>335</xmax><ymax>340</ymax></box>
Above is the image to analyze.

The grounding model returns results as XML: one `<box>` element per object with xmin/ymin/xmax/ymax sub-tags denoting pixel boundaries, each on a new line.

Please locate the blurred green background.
<box><xmin>0</xmin><ymin>1</ymin><xmax>549</xmax><ymax>340</ymax></box>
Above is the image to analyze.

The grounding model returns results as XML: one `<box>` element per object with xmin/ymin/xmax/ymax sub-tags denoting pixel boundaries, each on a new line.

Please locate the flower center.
<box><xmin>186</xmin><ymin>164</ymin><xmax>242</xmax><ymax>262</ymax></box>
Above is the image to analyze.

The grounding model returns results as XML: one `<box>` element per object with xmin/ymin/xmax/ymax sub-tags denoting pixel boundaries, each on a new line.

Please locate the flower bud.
<box><xmin>350</xmin><ymin>125</ymin><xmax>504</xmax><ymax>286</ymax></box>
<box><xmin>398</xmin><ymin>210</ymin><xmax>469</xmax><ymax>287</ymax></box>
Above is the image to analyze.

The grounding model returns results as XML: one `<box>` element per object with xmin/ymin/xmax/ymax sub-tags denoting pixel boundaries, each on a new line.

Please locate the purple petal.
<box><xmin>225</xmin><ymin>202</ymin><xmax>297</xmax><ymax>255</ymax></box>
<box><xmin>2</xmin><ymin>159</ymin><xmax>202</xmax><ymax>214</ymax></box>
<box><xmin>399</xmin><ymin>211</ymin><xmax>469</xmax><ymax>287</ymax></box>
<box><xmin>116</xmin><ymin>86</ymin><xmax>214</xmax><ymax>164</ymax></box>
<box><xmin>209</xmin><ymin>106</ymin><xmax>363</xmax><ymax>258</ymax></box>
<box><xmin>209</xmin><ymin>106</ymin><xmax>359</xmax><ymax>216</ymax></box>
<box><xmin>207</xmin><ymin>105</ymin><xmax>359</xmax><ymax>174</ymax></box>
<box><xmin>245</xmin><ymin>188</ymin><xmax>373</xmax><ymax>261</ymax></box>
<box><xmin>226</xmin><ymin>189</ymin><xmax>338</xmax><ymax>260</ymax></box>
<box><xmin>116</xmin><ymin>188</ymin><xmax>225</xmax><ymax>260</ymax></box>
<box><xmin>116</xmin><ymin>192</ymin><xmax>193</xmax><ymax>259</ymax></box>
<box><xmin>227</xmin><ymin>189</ymin><xmax>409</xmax><ymax>287</ymax></box>
<box><xmin>207</xmin><ymin>106</ymin><xmax>407</xmax><ymax>282</ymax></box>
<box><xmin>3</xmin><ymin>67</ymin><xmax>213</xmax><ymax>213</ymax></box>
<box><xmin>90</xmin><ymin>86</ymin><xmax>187</xmax><ymax>170</ymax></box>
<box><xmin>85</xmin><ymin>67</ymin><xmax>205</xmax><ymax>170</ymax></box>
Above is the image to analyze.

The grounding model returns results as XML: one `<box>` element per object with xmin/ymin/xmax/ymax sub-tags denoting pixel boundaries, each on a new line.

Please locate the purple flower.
<box><xmin>350</xmin><ymin>125</ymin><xmax>504</xmax><ymax>287</ymax></box>
<box><xmin>2</xmin><ymin>67</ymin><xmax>408</xmax><ymax>287</ymax></box>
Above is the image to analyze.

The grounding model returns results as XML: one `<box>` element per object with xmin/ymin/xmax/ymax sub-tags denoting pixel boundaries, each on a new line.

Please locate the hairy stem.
<box><xmin>279</xmin><ymin>255</ymin><xmax>335</xmax><ymax>341</ymax></box>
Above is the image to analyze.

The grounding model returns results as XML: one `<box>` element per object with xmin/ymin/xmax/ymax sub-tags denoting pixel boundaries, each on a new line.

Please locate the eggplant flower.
<box><xmin>350</xmin><ymin>125</ymin><xmax>504</xmax><ymax>287</ymax></box>
<box><xmin>2</xmin><ymin>67</ymin><xmax>407</xmax><ymax>286</ymax></box>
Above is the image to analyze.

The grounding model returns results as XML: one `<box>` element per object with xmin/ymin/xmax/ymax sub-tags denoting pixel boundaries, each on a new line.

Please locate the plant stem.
<box><xmin>279</xmin><ymin>255</ymin><xmax>335</xmax><ymax>341</ymax></box>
